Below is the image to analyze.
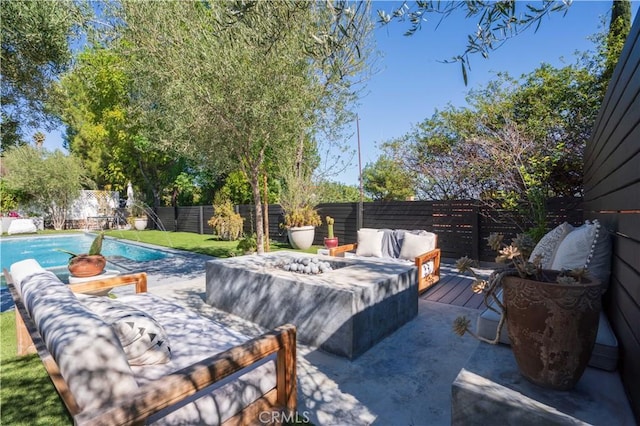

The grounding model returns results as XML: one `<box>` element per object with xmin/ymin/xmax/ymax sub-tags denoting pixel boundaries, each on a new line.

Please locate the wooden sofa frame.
<box><xmin>4</xmin><ymin>269</ymin><xmax>297</xmax><ymax>426</ymax></box>
<box><xmin>329</xmin><ymin>233</ymin><xmax>441</xmax><ymax>293</ymax></box>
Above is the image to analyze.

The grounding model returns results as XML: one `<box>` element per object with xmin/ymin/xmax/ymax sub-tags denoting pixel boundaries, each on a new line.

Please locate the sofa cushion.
<box><xmin>393</xmin><ymin>229</ymin><xmax>428</xmax><ymax>258</ymax></box>
<box><xmin>475</xmin><ymin>289</ymin><xmax>619</xmax><ymax>371</ymax></box>
<box><xmin>551</xmin><ymin>220</ymin><xmax>599</xmax><ymax>271</ymax></box>
<box><xmin>399</xmin><ymin>232</ymin><xmax>436</xmax><ymax>260</ymax></box>
<box><xmin>356</xmin><ymin>229</ymin><xmax>384</xmax><ymax>257</ymax></box>
<box><xmin>584</xmin><ymin>222</ymin><xmax>612</xmax><ymax>292</ymax></box>
<box><xmin>117</xmin><ymin>293</ymin><xmax>278</xmax><ymax>425</ymax></box>
<box><xmin>78</xmin><ymin>295</ymin><xmax>172</xmax><ymax>366</ymax></box>
<box><xmin>10</xmin><ymin>260</ymin><xmax>139</xmax><ymax>412</ymax></box>
<box><xmin>529</xmin><ymin>222</ymin><xmax>573</xmax><ymax>268</ymax></box>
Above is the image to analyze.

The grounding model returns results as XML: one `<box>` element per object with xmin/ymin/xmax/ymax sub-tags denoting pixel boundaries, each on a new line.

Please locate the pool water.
<box><xmin>0</xmin><ymin>234</ymin><xmax>169</xmax><ymax>272</ymax></box>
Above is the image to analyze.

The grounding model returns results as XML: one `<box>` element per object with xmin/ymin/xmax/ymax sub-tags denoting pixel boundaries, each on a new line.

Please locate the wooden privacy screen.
<box><xmin>583</xmin><ymin>11</ymin><xmax>640</xmax><ymax>422</ymax></box>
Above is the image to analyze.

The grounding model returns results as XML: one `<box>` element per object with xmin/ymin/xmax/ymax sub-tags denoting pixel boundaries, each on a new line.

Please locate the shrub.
<box><xmin>208</xmin><ymin>196</ymin><xmax>243</xmax><ymax>241</ymax></box>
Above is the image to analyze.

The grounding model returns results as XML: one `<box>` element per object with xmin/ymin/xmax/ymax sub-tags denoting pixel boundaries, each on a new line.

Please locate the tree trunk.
<box><xmin>263</xmin><ymin>174</ymin><xmax>270</xmax><ymax>252</ymax></box>
<box><xmin>250</xmin><ymin>173</ymin><xmax>265</xmax><ymax>254</ymax></box>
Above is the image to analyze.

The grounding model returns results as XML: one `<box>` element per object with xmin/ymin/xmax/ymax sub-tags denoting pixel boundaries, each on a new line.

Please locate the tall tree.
<box><xmin>1</xmin><ymin>0</ymin><xmax>87</xmax><ymax>151</ymax></box>
<box><xmin>603</xmin><ymin>0</ymin><xmax>632</xmax><ymax>84</ymax></box>
<box><xmin>117</xmin><ymin>1</ymin><xmax>373</xmax><ymax>253</ymax></box>
<box><xmin>50</xmin><ymin>46</ymin><xmax>187</xmax><ymax>207</ymax></box>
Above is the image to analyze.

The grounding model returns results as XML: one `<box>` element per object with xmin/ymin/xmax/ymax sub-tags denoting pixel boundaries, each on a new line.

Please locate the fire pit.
<box><xmin>205</xmin><ymin>252</ymin><xmax>418</xmax><ymax>359</ymax></box>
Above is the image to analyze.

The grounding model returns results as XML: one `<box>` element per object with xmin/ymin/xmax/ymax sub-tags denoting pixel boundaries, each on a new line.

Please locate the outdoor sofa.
<box><xmin>329</xmin><ymin>228</ymin><xmax>441</xmax><ymax>293</ymax></box>
<box><xmin>5</xmin><ymin>259</ymin><xmax>296</xmax><ymax>425</ymax></box>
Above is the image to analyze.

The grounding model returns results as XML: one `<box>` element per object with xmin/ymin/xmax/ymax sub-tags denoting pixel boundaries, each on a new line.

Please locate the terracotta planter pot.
<box><xmin>68</xmin><ymin>254</ymin><xmax>107</xmax><ymax>278</ymax></box>
<box><xmin>287</xmin><ymin>226</ymin><xmax>315</xmax><ymax>250</ymax></box>
<box><xmin>502</xmin><ymin>270</ymin><xmax>602</xmax><ymax>390</ymax></box>
<box><xmin>324</xmin><ymin>237</ymin><xmax>339</xmax><ymax>249</ymax></box>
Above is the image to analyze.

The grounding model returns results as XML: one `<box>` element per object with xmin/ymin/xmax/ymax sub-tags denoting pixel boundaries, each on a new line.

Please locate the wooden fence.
<box><xmin>582</xmin><ymin>11</ymin><xmax>640</xmax><ymax>421</ymax></box>
<box><xmin>156</xmin><ymin>197</ymin><xmax>583</xmax><ymax>262</ymax></box>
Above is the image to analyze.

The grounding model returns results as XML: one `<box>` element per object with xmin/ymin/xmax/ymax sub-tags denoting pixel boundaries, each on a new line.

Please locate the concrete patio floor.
<box><xmin>144</xmin><ymin>273</ymin><xmax>481</xmax><ymax>426</ymax></box>
<box><xmin>1</xmin><ymin>249</ymin><xmax>481</xmax><ymax>425</ymax></box>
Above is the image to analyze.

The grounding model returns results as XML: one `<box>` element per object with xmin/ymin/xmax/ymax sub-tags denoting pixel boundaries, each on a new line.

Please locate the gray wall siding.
<box><xmin>583</xmin><ymin>11</ymin><xmax>640</xmax><ymax>421</ymax></box>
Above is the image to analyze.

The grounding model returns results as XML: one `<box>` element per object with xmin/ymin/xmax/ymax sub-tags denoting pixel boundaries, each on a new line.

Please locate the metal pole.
<box><xmin>357</xmin><ymin>114</ymin><xmax>363</xmax><ymax>230</ymax></box>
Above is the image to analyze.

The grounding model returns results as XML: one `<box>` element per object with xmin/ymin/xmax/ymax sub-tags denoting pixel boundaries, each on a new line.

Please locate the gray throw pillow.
<box><xmin>529</xmin><ymin>222</ymin><xmax>574</xmax><ymax>269</ymax></box>
<box><xmin>78</xmin><ymin>295</ymin><xmax>171</xmax><ymax>366</ymax></box>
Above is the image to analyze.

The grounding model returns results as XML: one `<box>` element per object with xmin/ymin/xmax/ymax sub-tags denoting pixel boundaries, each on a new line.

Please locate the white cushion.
<box><xmin>529</xmin><ymin>222</ymin><xmax>573</xmax><ymax>268</ymax></box>
<box><xmin>356</xmin><ymin>229</ymin><xmax>384</xmax><ymax>257</ymax></box>
<box><xmin>7</xmin><ymin>218</ymin><xmax>37</xmax><ymax>235</ymax></box>
<box><xmin>551</xmin><ymin>220</ymin><xmax>599</xmax><ymax>271</ymax></box>
<box><xmin>399</xmin><ymin>232</ymin><xmax>436</xmax><ymax>260</ymax></box>
<box><xmin>78</xmin><ymin>295</ymin><xmax>172</xmax><ymax>366</ymax></box>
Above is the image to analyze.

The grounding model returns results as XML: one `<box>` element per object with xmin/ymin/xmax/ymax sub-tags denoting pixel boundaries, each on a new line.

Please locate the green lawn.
<box><xmin>104</xmin><ymin>229</ymin><xmax>322</xmax><ymax>257</ymax></box>
<box><xmin>0</xmin><ymin>312</ymin><xmax>72</xmax><ymax>425</ymax></box>
<box><xmin>1</xmin><ymin>230</ymin><xmax>320</xmax><ymax>424</ymax></box>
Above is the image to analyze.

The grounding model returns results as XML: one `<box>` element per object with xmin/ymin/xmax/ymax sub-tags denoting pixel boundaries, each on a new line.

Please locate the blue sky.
<box><xmin>332</xmin><ymin>1</ymin><xmax>639</xmax><ymax>186</ymax></box>
<box><xmin>41</xmin><ymin>1</ymin><xmax>638</xmax><ymax>187</ymax></box>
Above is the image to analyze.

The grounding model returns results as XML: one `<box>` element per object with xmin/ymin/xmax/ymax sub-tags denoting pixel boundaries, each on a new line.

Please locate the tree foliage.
<box><xmin>116</xmin><ymin>0</ymin><xmax>374</xmax><ymax>253</ymax></box>
<box><xmin>316</xmin><ymin>180</ymin><xmax>364</xmax><ymax>203</ymax></box>
<box><xmin>1</xmin><ymin>0</ymin><xmax>87</xmax><ymax>150</ymax></box>
<box><xmin>377</xmin><ymin>1</ymin><xmax>573</xmax><ymax>84</ymax></box>
<box><xmin>603</xmin><ymin>0</ymin><xmax>632</xmax><ymax>84</ymax></box>
<box><xmin>383</xmin><ymin>58</ymin><xmax>605</xmax><ymax>232</ymax></box>
<box><xmin>2</xmin><ymin>145</ymin><xmax>89</xmax><ymax>229</ymax></box>
<box><xmin>50</xmin><ymin>46</ymin><xmax>188</xmax><ymax>207</ymax></box>
<box><xmin>362</xmin><ymin>156</ymin><xmax>415</xmax><ymax>201</ymax></box>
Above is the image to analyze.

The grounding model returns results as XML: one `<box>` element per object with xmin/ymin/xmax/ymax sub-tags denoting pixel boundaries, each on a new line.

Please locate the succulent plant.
<box><xmin>453</xmin><ymin>233</ymin><xmax>588</xmax><ymax>344</ymax></box>
<box><xmin>326</xmin><ymin>216</ymin><xmax>335</xmax><ymax>238</ymax></box>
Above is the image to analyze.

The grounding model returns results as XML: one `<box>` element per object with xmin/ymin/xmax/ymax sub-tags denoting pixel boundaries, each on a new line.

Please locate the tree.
<box><xmin>50</xmin><ymin>46</ymin><xmax>188</xmax><ymax>207</ymax></box>
<box><xmin>117</xmin><ymin>1</ymin><xmax>374</xmax><ymax>253</ymax></box>
<box><xmin>362</xmin><ymin>156</ymin><xmax>415</xmax><ymax>201</ymax></box>
<box><xmin>1</xmin><ymin>0</ymin><xmax>87</xmax><ymax>150</ymax></box>
<box><xmin>603</xmin><ymin>0</ymin><xmax>631</xmax><ymax>84</ymax></box>
<box><xmin>383</xmin><ymin>59</ymin><xmax>604</xmax><ymax>234</ymax></box>
<box><xmin>2</xmin><ymin>145</ymin><xmax>89</xmax><ymax>229</ymax></box>
<box><xmin>316</xmin><ymin>180</ymin><xmax>363</xmax><ymax>203</ymax></box>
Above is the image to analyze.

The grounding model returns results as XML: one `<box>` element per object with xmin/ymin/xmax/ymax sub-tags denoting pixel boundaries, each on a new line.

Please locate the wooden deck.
<box><xmin>421</xmin><ymin>263</ymin><xmax>493</xmax><ymax>310</ymax></box>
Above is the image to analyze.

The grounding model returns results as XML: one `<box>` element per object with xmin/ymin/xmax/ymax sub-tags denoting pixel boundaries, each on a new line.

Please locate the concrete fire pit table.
<box><xmin>205</xmin><ymin>252</ymin><xmax>418</xmax><ymax>359</ymax></box>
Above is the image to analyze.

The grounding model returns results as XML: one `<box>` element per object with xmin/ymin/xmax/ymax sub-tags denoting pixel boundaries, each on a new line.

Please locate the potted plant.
<box><xmin>57</xmin><ymin>232</ymin><xmax>107</xmax><ymax>278</ymax></box>
<box><xmin>282</xmin><ymin>205</ymin><xmax>322</xmax><ymax>250</ymax></box>
<box><xmin>127</xmin><ymin>205</ymin><xmax>148</xmax><ymax>231</ymax></box>
<box><xmin>453</xmin><ymin>233</ymin><xmax>602</xmax><ymax>390</ymax></box>
<box><xmin>324</xmin><ymin>216</ymin><xmax>339</xmax><ymax>249</ymax></box>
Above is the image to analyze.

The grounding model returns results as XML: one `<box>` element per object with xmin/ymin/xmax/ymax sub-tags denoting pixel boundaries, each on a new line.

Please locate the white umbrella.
<box><xmin>126</xmin><ymin>182</ymin><xmax>134</xmax><ymax>208</ymax></box>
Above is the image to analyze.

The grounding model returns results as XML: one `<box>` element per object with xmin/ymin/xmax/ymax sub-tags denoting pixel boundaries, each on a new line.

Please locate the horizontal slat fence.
<box><xmin>158</xmin><ymin>198</ymin><xmax>583</xmax><ymax>262</ymax></box>
<box><xmin>582</xmin><ymin>12</ymin><xmax>640</xmax><ymax>422</ymax></box>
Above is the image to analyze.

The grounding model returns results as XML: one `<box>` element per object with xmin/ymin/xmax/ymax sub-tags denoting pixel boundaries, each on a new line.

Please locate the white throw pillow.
<box><xmin>356</xmin><ymin>229</ymin><xmax>384</xmax><ymax>257</ymax></box>
<box><xmin>550</xmin><ymin>220</ymin><xmax>599</xmax><ymax>271</ymax></box>
<box><xmin>529</xmin><ymin>222</ymin><xmax>574</xmax><ymax>269</ymax></box>
<box><xmin>78</xmin><ymin>295</ymin><xmax>172</xmax><ymax>366</ymax></box>
<box><xmin>399</xmin><ymin>232</ymin><xmax>436</xmax><ymax>260</ymax></box>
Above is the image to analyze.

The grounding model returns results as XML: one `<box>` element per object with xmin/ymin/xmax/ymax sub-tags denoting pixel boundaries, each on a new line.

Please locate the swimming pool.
<box><xmin>0</xmin><ymin>234</ymin><xmax>169</xmax><ymax>272</ymax></box>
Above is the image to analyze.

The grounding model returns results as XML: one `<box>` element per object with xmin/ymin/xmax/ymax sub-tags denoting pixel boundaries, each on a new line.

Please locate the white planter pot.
<box><xmin>287</xmin><ymin>226</ymin><xmax>315</xmax><ymax>250</ymax></box>
<box><xmin>133</xmin><ymin>217</ymin><xmax>148</xmax><ymax>231</ymax></box>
